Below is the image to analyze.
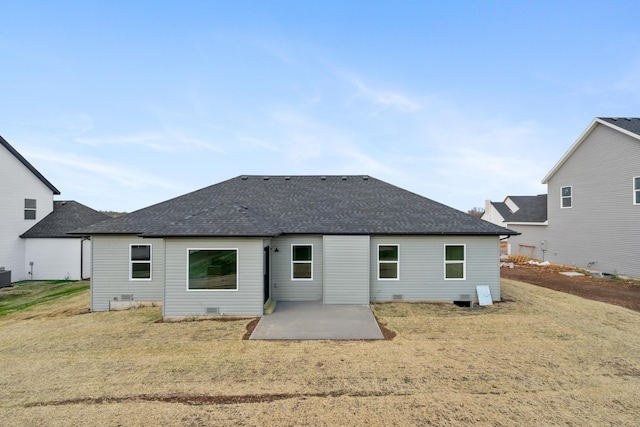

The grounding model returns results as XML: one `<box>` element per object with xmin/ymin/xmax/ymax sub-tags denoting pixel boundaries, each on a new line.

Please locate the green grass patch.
<box><xmin>0</xmin><ymin>280</ymin><xmax>89</xmax><ymax>316</ymax></box>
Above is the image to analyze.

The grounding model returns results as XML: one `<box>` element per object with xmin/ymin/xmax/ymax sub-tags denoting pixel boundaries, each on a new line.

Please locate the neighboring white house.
<box><xmin>482</xmin><ymin>195</ymin><xmax>547</xmax><ymax>258</ymax></box>
<box><xmin>21</xmin><ymin>201</ymin><xmax>110</xmax><ymax>280</ymax></box>
<box><xmin>0</xmin><ymin>135</ymin><xmax>59</xmax><ymax>282</ymax></box>
<box><xmin>1</xmin><ymin>135</ymin><xmax>107</xmax><ymax>282</ymax></box>
<box><xmin>76</xmin><ymin>175</ymin><xmax>518</xmax><ymax>318</ymax></box>
<box><xmin>484</xmin><ymin>117</ymin><xmax>640</xmax><ymax>277</ymax></box>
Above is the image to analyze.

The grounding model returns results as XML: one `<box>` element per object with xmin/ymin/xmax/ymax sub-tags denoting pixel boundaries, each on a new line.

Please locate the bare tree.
<box><xmin>467</xmin><ymin>207</ymin><xmax>484</xmax><ymax>218</ymax></box>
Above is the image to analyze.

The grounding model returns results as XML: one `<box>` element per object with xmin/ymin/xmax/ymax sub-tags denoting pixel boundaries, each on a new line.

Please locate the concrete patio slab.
<box><xmin>249</xmin><ymin>301</ymin><xmax>384</xmax><ymax>340</ymax></box>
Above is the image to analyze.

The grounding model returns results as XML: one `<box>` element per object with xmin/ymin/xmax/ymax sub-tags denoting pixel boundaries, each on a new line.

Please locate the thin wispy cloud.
<box><xmin>23</xmin><ymin>149</ymin><xmax>182</xmax><ymax>191</ymax></box>
<box><xmin>238</xmin><ymin>136</ymin><xmax>280</xmax><ymax>152</ymax></box>
<box><xmin>343</xmin><ymin>73</ymin><xmax>421</xmax><ymax>113</ymax></box>
<box><xmin>75</xmin><ymin>131</ymin><xmax>224</xmax><ymax>153</ymax></box>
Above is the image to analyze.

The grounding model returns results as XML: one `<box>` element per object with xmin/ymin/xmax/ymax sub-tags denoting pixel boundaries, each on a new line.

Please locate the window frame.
<box><xmin>291</xmin><ymin>244</ymin><xmax>313</xmax><ymax>281</ymax></box>
<box><xmin>444</xmin><ymin>244</ymin><xmax>466</xmax><ymax>281</ymax></box>
<box><xmin>377</xmin><ymin>244</ymin><xmax>399</xmax><ymax>280</ymax></box>
<box><xmin>129</xmin><ymin>244</ymin><xmax>152</xmax><ymax>281</ymax></box>
<box><xmin>186</xmin><ymin>248</ymin><xmax>239</xmax><ymax>292</ymax></box>
<box><xmin>561</xmin><ymin>185</ymin><xmax>572</xmax><ymax>209</ymax></box>
<box><xmin>634</xmin><ymin>177</ymin><xmax>640</xmax><ymax>206</ymax></box>
<box><xmin>24</xmin><ymin>198</ymin><xmax>37</xmax><ymax>220</ymax></box>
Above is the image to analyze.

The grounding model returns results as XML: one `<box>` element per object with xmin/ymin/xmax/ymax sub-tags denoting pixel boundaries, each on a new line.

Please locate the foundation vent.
<box><xmin>392</xmin><ymin>294</ymin><xmax>404</xmax><ymax>301</ymax></box>
<box><xmin>459</xmin><ymin>294</ymin><xmax>471</xmax><ymax>301</ymax></box>
<box><xmin>205</xmin><ymin>307</ymin><xmax>220</xmax><ymax>315</ymax></box>
<box><xmin>120</xmin><ymin>294</ymin><xmax>133</xmax><ymax>301</ymax></box>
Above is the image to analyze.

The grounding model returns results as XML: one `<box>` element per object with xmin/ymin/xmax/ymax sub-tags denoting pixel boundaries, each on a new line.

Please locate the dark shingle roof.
<box><xmin>504</xmin><ymin>195</ymin><xmax>547</xmax><ymax>223</ymax></box>
<box><xmin>1</xmin><ymin>135</ymin><xmax>60</xmax><ymax>195</ymax></box>
<box><xmin>75</xmin><ymin>175</ymin><xmax>517</xmax><ymax>237</ymax></box>
<box><xmin>599</xmin><ymin>117</ymin><xmax>640</xmax><ymax>136</ymax></box>
<box><xmin>489</xmin><ymin>201</ymin><xmax>512</xmax><ymax>220</ymax></box>
<box><xmin>21</xmin><ymin>201</ymin><xmax>110</xmax><ymax>238</ymax></box>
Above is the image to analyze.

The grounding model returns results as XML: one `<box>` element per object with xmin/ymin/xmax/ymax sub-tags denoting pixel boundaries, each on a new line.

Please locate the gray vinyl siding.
<box><xmin>323</xmin><ymin>235</ymin><xmax>370</xmax><ymax>304</ymax></box>
<box><xmin>370</xmin><ymin>235</ymin><xmax>500</xmax><ymax>302</ymax></box>
<box><xmin>270</xmin><ymin>235</ymin><xmax>323</xmax><ymax>301</ymax></box>
<box><xmin>504</xmin><ymin>224</ymin><xmax>549</xmax><ymax>260</ymax></box>
<box><xmin>545</xmin><ymin>124</ymin><xmax>640</xmax><ymax>277</ymax></box>
<box><xmin>163</xmin><ymin>238</ymin><xmax>264</xmax><ymax>317</ymax></box>
<box><xmin>90</xmin><ymin>235</ymin><xmax>164</xmax><ymax>311</ymax></box>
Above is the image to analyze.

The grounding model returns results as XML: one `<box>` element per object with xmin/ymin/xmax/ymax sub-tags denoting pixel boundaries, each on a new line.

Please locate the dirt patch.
<box><xmin>374</xmin><ymin>317</ymin><xmax>397</xmax><ymax>340</ymax></box>
<box><xmin>501</xmin><ymin>262</ymin><xmax>640</xmax><ymax>312</ymax></box>
<box><xmin>242</xmin><ymin>318</ymin><xmax>260</xmax><ymax>339</ymax></box>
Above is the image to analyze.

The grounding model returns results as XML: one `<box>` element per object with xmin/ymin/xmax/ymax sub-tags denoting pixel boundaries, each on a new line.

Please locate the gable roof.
<box><xmin>542</xmin><ymin>117</ymin><xmax>640</xmax><ymax>184</ymax></box>
<box><xmin>0</xmin><ymin>135</ymin><xmax>60</xmax><ymax>195</ymax></box>
<box><xmin>504</xmin><ymin>194</ymin><xmax>547</xmax><ymax>223</ymax></box>
<box><xmin>21</xmin><ymin>201</ymin><xmax>110</xmax><ymax>238</ymax></box>
<box><xmin>488</xmin><ymin>201</ymin><xmax>511</xmax><ymax>220</ymax></box>
<box><xmin>75</xmin><ymin>175</ymin><xmax>517</xmax><ymax>237</ymax></box>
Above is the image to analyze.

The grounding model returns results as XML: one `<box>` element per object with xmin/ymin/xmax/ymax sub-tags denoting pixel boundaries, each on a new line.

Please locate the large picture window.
<box><xmin>130</xmin><ymin>245</ymin><xmax>152</xmax><ymax>280</ymax></box>
<box><xmin>188</xmin><ymin>249</ymin><xmax>238</xmax><ymax>290</ymax></box>
<box><xmin>445</xmin><ymin>245</ymin><xmax>466</xmax><ymax>280</ymax></box>
<box><xmin>378</xmin><ymin>244</ymin><xmax>399</xmax><ymax>280</ymax></box>
<box><xmin>292</xmin><ymin>245</ymin><xmax>313</xmax><ymax>280</ymax></box>
<box><xmin>634</xmin><ymin>177</ymin><xmax>640</xmax><ymax>205</ymax></box>
<box><xmin>561</xmin><ymin>186</ymin><xmax>572</xmax><ymax>208</ymax></box>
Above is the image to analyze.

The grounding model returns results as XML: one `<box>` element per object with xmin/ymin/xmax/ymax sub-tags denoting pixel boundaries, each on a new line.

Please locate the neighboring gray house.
<box><xmin>485</xmin><ymin>117</ymin><xmax>640</xmax><ymax>277</ymax></box>
<box><xmin>21</xmin><ymin>201</ymin><xmax>110</xmax><ymax>280</ymax></box>
<box><xmin>76</xmin><ymin>175</ymin><xmax>517</xmax><ymax>318</ymax></box>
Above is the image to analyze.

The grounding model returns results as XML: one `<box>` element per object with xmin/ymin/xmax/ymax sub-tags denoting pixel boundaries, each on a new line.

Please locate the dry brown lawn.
<box><xmin>1</xmin><ymin>278</ymin><xmax>640</xmax><ymax>426</ymax></box>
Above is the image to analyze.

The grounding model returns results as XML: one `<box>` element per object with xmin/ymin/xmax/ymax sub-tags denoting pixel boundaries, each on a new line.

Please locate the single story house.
<box><xmin>76</xmin><ymin>175</ymin><xmax>517</xmax><ymax>318</ymax></box>
<box><xmin>21</xmin><ymin>201</ymin><xmax>110</xmax><ymax>280</ymax></box>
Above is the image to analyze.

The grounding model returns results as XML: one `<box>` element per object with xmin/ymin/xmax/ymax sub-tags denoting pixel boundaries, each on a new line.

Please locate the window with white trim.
<box><xmin>634</xmin><ymin>177</ymin><xmax>640</xmax><ymax>205</ymax></box>
<box><xmin>188</xmin><ymin>249</ymin><xmax>238</xmax><ymax>290</ymax></box>
<box><xmin>561</xmin><ymin>186</ymin><xmax>572</xmax><ymax>208</ymax></box>
<box><xmin>378</xmin><ymin>244</ymin><xmax>399</xmax><ymax>280</ymax></box>
<box><xmin>130</xmin><ymin>245</ymin><xmax>152</xmax><ymax>280</ymax></box>
<box><xmin>24</xmin><ymin>199</ymin><xmax>36</xmax><ymax>220</ymax></box>
<box><xmin>444</xmin><ymin>244</ymin><xmax>465</xmax><ymax>280</ymax></box>
<box><xmin>292</xmin><ymin>245</ymin><xmax>313</xmax><ymax>280</ymax></box>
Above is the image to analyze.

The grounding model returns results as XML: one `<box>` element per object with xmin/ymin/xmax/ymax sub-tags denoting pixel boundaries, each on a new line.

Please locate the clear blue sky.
<box><xmin>2</xmin><ymin>1</ymin><xmax>639</xmax><ymax>212</ymax></box>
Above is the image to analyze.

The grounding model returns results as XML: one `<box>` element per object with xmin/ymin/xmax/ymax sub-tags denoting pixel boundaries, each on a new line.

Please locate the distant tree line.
<box><xmin>100</xmin><ymin>210</ymin><xmax>127</xmax><ymax>218</ymax></box>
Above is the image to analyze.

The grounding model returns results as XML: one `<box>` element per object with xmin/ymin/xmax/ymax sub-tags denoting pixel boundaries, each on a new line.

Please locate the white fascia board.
<box><xmin>505</xmin><ymin>221</ymin><xmax>548</xmax><ymax>226</ymax></box>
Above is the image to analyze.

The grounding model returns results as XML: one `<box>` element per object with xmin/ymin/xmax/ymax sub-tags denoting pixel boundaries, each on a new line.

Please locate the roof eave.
<box><xmin>0</xmin><ymin>135</ymin><xmax>61</xmax><ymax>195</ymax></box>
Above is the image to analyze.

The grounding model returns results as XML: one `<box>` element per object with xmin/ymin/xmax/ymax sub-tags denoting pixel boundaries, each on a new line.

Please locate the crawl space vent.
<box><xmin>392</xmin><ymin>294</ymin><xmax>404</xmax><ymax>301</ymax></box>
<box><xmin>120</xmin><ymin>294</ymin><xmax>133</xmax><ymax>301</ymax></box>
<box><xmin>205</xmin><ymin>307</ymin><xmax>220</xmax><ymax>315</ymax></box>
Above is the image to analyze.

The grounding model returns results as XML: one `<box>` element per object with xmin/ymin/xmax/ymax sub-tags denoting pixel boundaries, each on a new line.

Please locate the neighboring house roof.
<box><xmin>504</xmin><ymin>195</ymin><xmax>547</xmax><ymax>223</ymax></box>
<box><xmin>75</xmin><ymin>175</ymin><xmax>517</xmax><ymax>237</ymax></box>
<box><xmin>542</xmin><ymin>117</ymin><xmax>640</xmax><ymax>184</ymax></box>
<box><xmin>0</xmin><ymin>135</ymin><xmax>60</xmax><ymax>195</ymax></box>
<box><xmin>489</xmin><ymin>201</ymin><xmax>511</xmax><ymax>219</ymax></box>
<box><xmin>21</xmin><ymin>201</ymin><xmax>110</xmax><ymax>238</ymax></box>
